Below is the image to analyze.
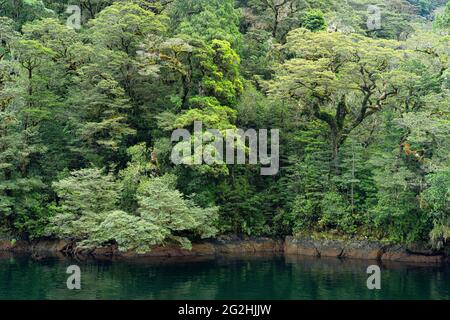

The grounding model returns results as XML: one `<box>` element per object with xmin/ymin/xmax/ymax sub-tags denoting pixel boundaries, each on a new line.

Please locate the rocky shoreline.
<box><xmin>0</xmin><ymin>236</ymin><xmax>448</xmax><ymax>263</ymax></box>
<box><xmin>285</xmin><ymin>236</ymin><xmax>447</xmax><ymax>263</ymax></box>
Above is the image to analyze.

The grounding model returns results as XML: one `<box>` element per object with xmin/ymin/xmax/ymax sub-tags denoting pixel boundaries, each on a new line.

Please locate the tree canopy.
<box><xmin>0</xmin><ymin>0</ymin><xmax>448</xmax><ymax>252</ymax></box>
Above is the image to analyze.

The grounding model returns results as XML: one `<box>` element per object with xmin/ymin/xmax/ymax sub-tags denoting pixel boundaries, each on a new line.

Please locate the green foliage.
<box><xmin>202</xmin><ymin>40</ymin><xmax>244</xmax><ymax>105</ymax></box>
<box><xmin>269</xmin><ymin>29</ymin><xmax>408</xmax><ymax>174</ymax></box>
<box><xmin>0</xmin><ymin>69</ymin><xmax>46</xmax><ymax>237</ymax></box>
<box><xmin>68</xmin><ymin>69</ymin><xmax>136</xmax><ymax>165</ymax></box>
<box><xmin>434</xmin><ymin>2</ymin><xmax>450</xmax><ymax>33</ymax></box>
<box><xmin>119</xmin><ymin>143</ymin><xmax>158</xmax><ymax>212</ymax></box>
<box><xmin>169</xmin><ymin>0</ymin><xmax>242</xmax><ymax>47</ymax></box>
<box><xmin>47</xmin><ymin>159</ymin><xmax>218</xmax><ymax>252</ymax></box>
<box><xmin>215</xmin><ymin>171</ymin><xmax>271</xmax><ymax>236</ymax></box>
<box><xmin>81</xmin><ymin>210</ymin><xmax>168</xmax><ymax>254</ymax></box>
<box><xmin>369</xmin><ymin>156</ymin><xmax>426</xmax><ymax>243</ymax></box>
<box><xmin>0</xmin><ymin>0</ymin><xmax>54</xmax><ymax>29</ymax></box>
<box><xmin>88</xmin><ymin>2</ymin><xmax>166</xmax><ymax>54</ymax></box>
<box><xmin>302</xmin><ymin>9</ymin><xmax>327</xmax><ymax>31</ymax></box>
<box><xmin>46</xmin><ymin>168</ymin><xmax>120</xmax><ymax>239</ymax></box>
<box><xmin>137</xmin><ymin>174</ymin><xmax>219</xmax><ymax>242</ymax></box>
<box><xmin>0</xmin><ymin>0</ymin><xmax>449</xmax><ymax>250</ymax></box>
<box><xmin>422</xmin><ymin>168</ymin><xmax>450</xmax><ymax>249</ymax></box>
<box><xmin>242</xmin><ymin>0</ymin><xmax>333</xmax><ymax>40</ymax></box>
<box><xmin>319</xmin><ymin>191</ymin><xmax>354</xmax><ymax>234</ymax></box>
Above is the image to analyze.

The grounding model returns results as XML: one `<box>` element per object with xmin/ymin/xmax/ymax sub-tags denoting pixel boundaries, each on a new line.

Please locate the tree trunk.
<box><xmin>272</xmin><ymin>9</ymin><xmax>279</xmax><ymax>38</ymax></box>
<box><xmin>330</xmin><ymin>130</ymin><xmax>341</xmax><ymax>175</ymax></box>
<box><xmin>28</xmin><ymin>68</ymin><xmax>32</xmax><ymax>98</ymax></box>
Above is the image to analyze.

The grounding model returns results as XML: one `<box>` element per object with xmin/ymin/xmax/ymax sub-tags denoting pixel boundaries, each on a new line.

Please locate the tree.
<box><xmin>169</xmin><ymin>0</ymin><xmax>242</xmax><ymax>47</ymax></box>
<box><xmin>0</xmin><ymin>0</ymin><xmax>53</xmax><ymax>28</ymax></box>
<box><xmin>302</xmin><ymin>9</ymin><xmax>326</xmax><ymax>31</ymax></box>
<box><xmin>11</xmin><ymin>39</ymin><xmax>54</xmax><ymax>110</ymax></box>
<box><xmin>243</xmin><ymin>0</ymin><xmax>332</xmax><ymax>40</ymax></box>
<box><xmin>47</xmin><ymin>152</ymin><xmax>219</xmax><ymax>252</ymax></box>
<box><xmin>1</xmin><ymin>0</ymin><xmax>449</xmax><ymax>250</ymax></box>
<box><xmin>0</xmin><ymin>19</ymin><xmax>48</xmax><ymax>238</ymax></box>
<box><xmin>88</xmin><ymin>2</ymin><xmax>166</xmax><ymax>54</ymax></box>
<box><xmin>67</xmin><ymin>68</ymin><xmax>136</xmax><ymax>165</ymax></box>
<box><xmin>119</xmin><ymin>143</ymin><xmax>159</xmax><ymax>212</ymax></box>
<box><xmin>0</xmin><ymin>109</ymin><xmax>45</xmax><ymax>237</ymax></box>
<box><xmin>47</xmin><ymin>168</ymin><xmax>120</xmax><ymax>239</ymax></box>
<box><xmin>137</xmin><ymin>174</ymin><xmax>219</xmax><ymax>247</ymax></box>
<box><xmin>75</xmin><ymin>0</ymin><xmax>113</xmax><ymax>20</ymax></box>
<box><xmin>82</xmin><ymin>209</ymin><xmax>168</xmax><ymax>253</ymax></box>
<box><xmin>269</xmin><ymin>29</ymin><xmax>408</xmax><ymax>173</ymax></box>
<box><xmin>154</xmin><ymin>39</ymin><xmax>244</xmax><ymax>177</ymax></box>
<box><xmin>0</xmin><ymin>17</ymin><xmax>18</xmax><ymax>59</ymax></box>
<box><xmin>422</xmin><ymin>169</ymin><xmax>450</xmax><ymax>249</ymax></box>
<box><xmin>434</xmin><ymin>2</ymin><xmax>450</xmax><ymax>34</ymax></box>
<box><xmin>369</xmin><ymin>151</ymin><xmax>427</xmax><ymax>243</ymax></box>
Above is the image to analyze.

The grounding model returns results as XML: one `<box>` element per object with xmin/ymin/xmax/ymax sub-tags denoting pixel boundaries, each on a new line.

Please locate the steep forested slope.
<box><xmin>0</xmin><ymin>0</ymin><xmax>448</xmax><ymax>252</ymax></box>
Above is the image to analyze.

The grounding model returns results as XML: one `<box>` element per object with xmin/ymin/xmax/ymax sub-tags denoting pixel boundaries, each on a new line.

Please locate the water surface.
<box><xmin>0</xmin><ymin>253</ymin><xmax>448</xmax><ymax>300</ymax></box>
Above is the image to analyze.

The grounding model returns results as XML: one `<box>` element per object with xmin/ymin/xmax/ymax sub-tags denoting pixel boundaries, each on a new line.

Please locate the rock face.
<box><xmin>214</xmin><ymin>236</ymin><xmax>284</xmax><ymax>255</ymax></box>
<box><xmin>0</xmin><ymin>240</ymin><xmax>30</xmax><ymax>252</ymax></box>
<box><xmin>285</xmin><ymin>236</ymin><xmax>447</xmax><ymax>263</ymax></box>
<box><xmin>0</xmin><ymin>239</ymin><xmax>70</xmax><ymax>252</ymax></box>
<box><xmin>119</xmin><ymin>237</ymin><xmax>284</xmax><ymax>257</ymax></box>
<box><xmin>381</xmin><ymin>245</ymin><xmax>444</xmax><ymax>263</ymax></box>
<box><xmin>120</xmin><ymin>243</ymin><xmax>217</xmax><ymax>258</ymax></box>
<box><xmin>0</xmin><ymin>236</ymin><xmax>447</xmax><ymax>263</ymax></box>
<box><xmin>85</xmin><ymin>236</ymin><xmax>283</xmax><ymax>257</ymax></box>
<box><xmin>0</xmin><ymin>237</ymin><xmax>283</xmax><ymax>258</ymax></box>
<box><xmin>341</xmin><ymin>240</ymin><xmax>385</xmax><ymax>260</ymax></box>
<box><xmin>285</xmin><ymin>236</ymin><xmax>383</xmax><ymax>260</ymax></box>
<box><xmin>284</xmin><ymin>237</ymin><xmax>320</xmax><ymax>257</ymax></box>
<box><xmin>30</xmin><ymin>240</ymin><xmax>69</xmax><ymax>253</ymax></box>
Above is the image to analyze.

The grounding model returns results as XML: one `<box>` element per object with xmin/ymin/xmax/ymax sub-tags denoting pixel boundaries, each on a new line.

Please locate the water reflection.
<box><xmin>0</xmin><ymin>253</ymin><xmax>448</xmax><ymax>300</ymax></box>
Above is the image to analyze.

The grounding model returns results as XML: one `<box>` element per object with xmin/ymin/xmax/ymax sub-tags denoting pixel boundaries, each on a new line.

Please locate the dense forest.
<box><xmin>0</xmin><ymin>0</ymin><xmax>448</xmax><ymax>253</ymax></box>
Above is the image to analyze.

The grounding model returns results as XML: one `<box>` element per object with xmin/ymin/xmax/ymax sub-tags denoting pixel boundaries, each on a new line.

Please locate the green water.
<box><xmin>0</xmin><ymin>253</ymin><xmax>448</xmax><ymax>300</ymax></box>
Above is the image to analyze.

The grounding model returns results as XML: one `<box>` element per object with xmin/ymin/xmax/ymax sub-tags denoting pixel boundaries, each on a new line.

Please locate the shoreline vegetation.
<box><xmin>0</xmin><ymin>1</ymin><xmax>449</xmax><ymax>256</ymax></box>
<box><xmin>1</xmin><ymin>235</ymin><xmax>448</xmax><ymax>264</ymax></box>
